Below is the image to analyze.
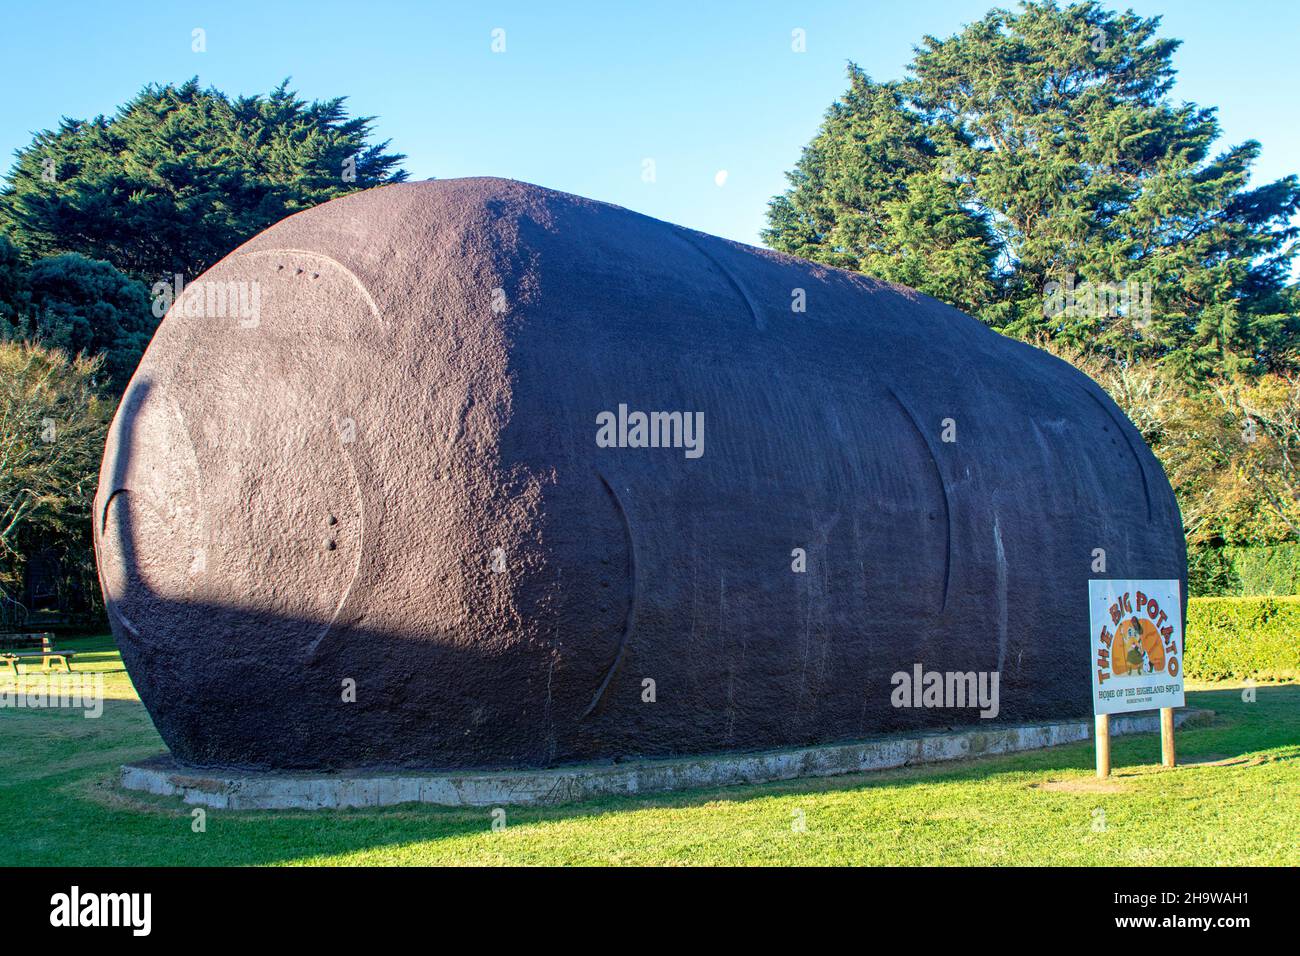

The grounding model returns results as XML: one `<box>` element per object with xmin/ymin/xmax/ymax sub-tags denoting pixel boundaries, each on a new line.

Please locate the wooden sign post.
<box><xmin>1161</xmin><ymin>706</ymin><xmax>1176</xmax><ymax>767</ymax></box>
<box><xmin>1095</xmin><ymin>714</ymin><xmax>1110</xmax><ymax>779</ymax></box>
<box><xmin>1088</xmin><ymin>579</ymin><xmax>1185</xmax><ymax>779</ymax></box>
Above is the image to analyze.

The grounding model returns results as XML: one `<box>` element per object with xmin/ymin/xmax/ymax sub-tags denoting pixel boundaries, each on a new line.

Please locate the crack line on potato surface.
<box><xmin>581</xmin><ymin>472</ymin><xmax>640</xmax><ymax>720</ymax></box>
<box><xmin>673</xmin><ymin>229</ymin><xmax>765</xmax><ymax>331</ymax></box>
<box><xmin>1084</xmin><ymin>388</ymin><xmax>1152</xmax><ymax>522</ymax></box>
<box><xmin>888</xmin><ymin>387</ymin><xmax>952</xmax><ymax>614</ymax></box>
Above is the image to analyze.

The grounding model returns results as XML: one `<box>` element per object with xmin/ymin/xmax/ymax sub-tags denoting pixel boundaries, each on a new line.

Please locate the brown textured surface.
<box><xmin>94</xmin><ymin>177</ymin><xmax>1186</xmax><ymax>770</ymax></box>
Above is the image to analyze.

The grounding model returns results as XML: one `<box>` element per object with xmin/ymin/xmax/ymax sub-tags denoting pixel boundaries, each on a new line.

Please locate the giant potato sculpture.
<box><xmin>94</xmin><ymin>178</ymin><xmax>1186</xmax><ymax>770</ymax></box>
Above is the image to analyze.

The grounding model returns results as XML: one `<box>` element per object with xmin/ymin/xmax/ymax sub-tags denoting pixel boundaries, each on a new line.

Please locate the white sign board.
<box><xmin>1088</xmin><ymin>579</ymin><xmax>1185</xmax><ymax>716</ymax></box>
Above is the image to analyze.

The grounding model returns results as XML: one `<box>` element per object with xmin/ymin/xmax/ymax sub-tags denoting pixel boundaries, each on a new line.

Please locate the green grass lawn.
<box><xmin>2</xmin><ymin>634</ymin><xmax>1296</xmax><ymax>866</ymax></box>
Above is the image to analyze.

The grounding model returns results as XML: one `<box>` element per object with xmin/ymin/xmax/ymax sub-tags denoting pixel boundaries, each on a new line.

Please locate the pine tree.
<box><xmin>0</xmin><ymin>79</ymin><xmax>407</xmax><ymax>284</ymax></box>
<box><xmin>763</xmin><ymin>67</ymin><xmax>998</xmax><ymax>315</ymax></box>
<box><xmin>765</xmin><ymin>1</ymin><xmax>1299</xmax><ymax>380</ymax></box>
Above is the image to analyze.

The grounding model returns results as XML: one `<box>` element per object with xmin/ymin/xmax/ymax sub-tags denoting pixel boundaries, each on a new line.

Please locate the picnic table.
<box><xmin>0</xmin><ymin>632</ymin><xmax>75</xmax><ymax>675</ymax></box>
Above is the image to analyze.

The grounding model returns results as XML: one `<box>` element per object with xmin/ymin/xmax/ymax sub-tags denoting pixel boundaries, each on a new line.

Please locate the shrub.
<box><xmin>1223</xmin><ymin>543</ymin><xmax>1300</xmax><ymax>596</ymax></box>
<box><xmin>19</xmin><ymin>254</ymin><xmax>154</xmax><ymax>392</ymax></box>
<box><xmin>1186</xmin><ymin>542</ymin><xmax>1300</xmax><ymax>596</ymax></box>
<box><xmin>1187</xmin><ymin>544</ymin><xmax>1240</xmax><ymax>596</ymax></box>
<box><xmin>0</xmin><ymin>341</ymin><xmax>108</xmax><ymax>594</ymax></box>
<box><xmin>1185</xmin><ymin>596</ymin><xmax>1300</xmax><ymax>681</ymax></box>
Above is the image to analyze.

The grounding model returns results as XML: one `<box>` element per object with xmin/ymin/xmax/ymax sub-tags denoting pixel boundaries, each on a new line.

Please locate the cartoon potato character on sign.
<box><xmin>1111</xmin><ymin>616</ymin><xmax>1167</xmax><ymax>676</ymax></box>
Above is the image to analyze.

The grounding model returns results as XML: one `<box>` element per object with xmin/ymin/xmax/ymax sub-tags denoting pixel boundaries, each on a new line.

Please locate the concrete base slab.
<box><xmin>120</xmin><ymin>708</ymin><xmax>1213</xmax><ymax>810</ymax></box>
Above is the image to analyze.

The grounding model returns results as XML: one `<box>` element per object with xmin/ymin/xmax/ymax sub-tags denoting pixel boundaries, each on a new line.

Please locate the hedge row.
<box><xmin>1184</xmin><ymin>596</ymin><xmax>1300</xmax><ymax>680</ymax></box>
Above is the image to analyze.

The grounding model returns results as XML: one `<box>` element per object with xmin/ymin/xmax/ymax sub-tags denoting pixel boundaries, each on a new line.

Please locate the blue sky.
<box><xmin>0</xmin><ymin>0</ymin><xmax>1295</xmax><ymax>246</ymax></box>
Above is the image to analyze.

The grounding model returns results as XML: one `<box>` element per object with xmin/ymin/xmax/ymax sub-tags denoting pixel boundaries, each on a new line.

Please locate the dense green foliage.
<box><xmin>1189</xmin><ymin>543</ymin><xmax>1300</xmax><ymax>596</ymax></box>
<box><xmin>765</xmin><ymin>1</ymin><xmax>1300</xmax><ymax>379</ymax></box>
<box><xmin>1185</xmin><ymin>596</ymin><xmax>1300</xmax><ymax>679</ymax></box>
<box><xmin>764</xmin><ymin>75</ymin><xmax>999</xmax><ymax>314</ymax></box>
<box><xmin>1</xmin><ymin>248</ymin><xmax>154</xmax><ymax>392</ymax></box>
<box><xmin>0</xmin><ymin>79</ymin><xmax>407</xmax><ymax>284</ymax></box>
<box><xmin>1226</xmin><ymin>544</ymin><xmax>1300</xmax><ymax>595</ymax></box>
<box><xmin>0</xmin><ymin>343</ymin><xmax>108</xmax><ymax>600</ymax></box>
<box><xmin>1187</xmin><ymin>544</ymin><xmax>1241</xmax><ymax>597</ymax></box>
